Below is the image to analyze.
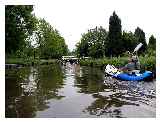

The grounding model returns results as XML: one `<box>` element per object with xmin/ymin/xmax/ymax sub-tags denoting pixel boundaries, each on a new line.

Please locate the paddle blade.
<box><xmin>134</xmin><ymin>43</ymin><xmax>143</xmax><ymax>52</ymax></box>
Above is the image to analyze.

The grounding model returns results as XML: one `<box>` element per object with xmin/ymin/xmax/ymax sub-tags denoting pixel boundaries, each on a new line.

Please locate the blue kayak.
<box><xmin>112</xmin><ymin>71</ymin><xmax>152</xmax><ymax>81</ymax></box>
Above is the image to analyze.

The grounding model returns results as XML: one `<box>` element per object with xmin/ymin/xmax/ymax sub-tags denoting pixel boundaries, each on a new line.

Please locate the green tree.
<box><xmin>148</xmin><ymin>35</ymin><xmax>156</xmax><ymax>51</ymax></box>
<box><xmin>121</xmin><ymin>31</ymin><xmax>137</xmax><ymax>52</ymax></box>
<box><xmin>88</xmin><ymin>27</ymin><xmax>107</xmax><ymax>58</ymax></box>
<box><xmin>108</xmin><ymin>11</ymin><xmax>122</xmax><ymax>57</ymax></box>
<box><xmin>76</xmin><ymin>34</ymin><xmax>89</xmax><ymax>57</ymax></box>
<box><xmin>5</xmin><ymin>5</ymin><xmax>36</xmax><ymax>55</ymax></box>
<box><xmin>134</xmin><ymin>27</ymin><xmax>147</xmax><ymax>54</ymax></box>
<box><xmin>36</xmin><ymin>18</ymin><xmax>68</xmax><ymax>59</ymax></box>
<box><xmin>76</xmin><ymin>26</ymin><xmax>108</xmax><ymax>58</ymax></box>
<box><xmin>147</xmin><ymin>35</ymin><xmax>156</xmax><ymax>56</ymax></box>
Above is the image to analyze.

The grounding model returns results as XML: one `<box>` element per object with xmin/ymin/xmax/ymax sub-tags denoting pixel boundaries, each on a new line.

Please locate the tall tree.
<box><xmin>134</xmin><ymin>27</ymin><xmax>147</xmax><ymax>54</ymax></box>
<box><xmin>147</xmin><ymin>35</ymin><xmax>156</xmax><ymax>56</ymax></box>
<box><xmin>108</xmin><ymin>11</ymin><xmax>122</xmax><ymax>57</ymax></box>
<box><xmin>88</xmin><ymin>26</ymin><xmax>107</xmax><ymax>58</ymax></box>
<box><xmin>76</xmin><ymin>33</ymin><xmax>90</xmax><ymax>57</ymax></box>
<box><xmin>76</xmin><ymin>26</ymin><xmax>108</xmax><ymax>58</ymax></box>
<box><xmin>5</xmin><ymin>5</ymin><xmax>36</xmax><ymax>55</ymax></box>
<box><xmin>36</xmin><ymin>18</ymin><xmax>68</xmax><ymax>59</ymax></box>
<box><xmin>121</xmin><ymin>31</ymin><xmax>137</xmax><ymax>52</ymax></box>
<box><xmin>148</xmin><ymin>35</ymin><xmax>156</xmax><ymax>51</ymax></box>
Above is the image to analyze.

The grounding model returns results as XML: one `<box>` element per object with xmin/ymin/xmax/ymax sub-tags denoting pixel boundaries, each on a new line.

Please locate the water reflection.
<box><xmin>5</xmin><ymin>62</ymin><xmax>156</xmax><ymax>118</ymax></box>
<box><xmin>75</xmin><ymin>66</ymin><xmax>155</xmax><ymax>117</ymax></box>
<box><xmin>6</xmin><ymin>63</ymin><xmax>65</xmax><ymax>117</ymax></box>
<box><xmin>75</xmin><ymin>66</ymin><xmax>106</xmax><ymax>94</ymax></box>
<box><xmin>83</xmin><ymin>93</ymin><xmax>138</xmax><ymax>117</ymax></box>
<box><xmin>82</xmin><ymin>77</ymin><xmax>155</xmax><ymax>117</ymax></box>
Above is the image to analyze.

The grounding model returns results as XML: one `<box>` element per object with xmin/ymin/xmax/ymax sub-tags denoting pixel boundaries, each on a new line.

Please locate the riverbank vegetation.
<box><xmin>80</xmin><ymin>56</ymin><xmax>155</xmax><ymax>72</ymax></box>
<box><xmin>5</xmin><ymin>5</ymin><xmax>68</xmax><ymax>65</ymax></box>
<box><xmin>5</xmin><ymin>5</ymin><xmax>156</xmax><ymax>72</ymax></box>
<box><xmin>6</xmin><ymin>58</ymin><xmax>57</xmax><ymax>66</ymax></box>
<box><xmin>75</xmin><ymin>11</ymin><xmax>156</xmax><ymax>72</ymax></box>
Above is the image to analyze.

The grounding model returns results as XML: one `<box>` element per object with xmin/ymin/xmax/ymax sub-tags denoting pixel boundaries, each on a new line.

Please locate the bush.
<box><xmin>139</xmin><ymin>56</ymin><xmax>156</xmax><ymax>71</ymax></box>
<box><xmin>80</xmin><ymin>56</ymin><xmax>155</xmax><ymax>72</ymax></box>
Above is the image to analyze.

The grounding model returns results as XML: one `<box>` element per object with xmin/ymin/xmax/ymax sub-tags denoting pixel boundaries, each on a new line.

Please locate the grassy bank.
<box><xmin>6</xmin><ymin>56</ymin><xmax>156</xmax><ymax>73</ymax></box>
<box><xmin>6</xmin><ymin>58</ymin><xmax>57</xmax><ymax>66</ymax></box>
<box><xmin>80</xmin><ymin>56</ymin><xmax>156</xmax><ymax>72</ymax></box>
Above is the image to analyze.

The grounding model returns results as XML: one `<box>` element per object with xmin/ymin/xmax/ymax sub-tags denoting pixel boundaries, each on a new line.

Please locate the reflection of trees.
<box><xmin>36</xmin><ymin>64</ymin><xmax>65</xmax><ymax>110</ymax></box>
<box><xmin>6</xmin><ymin>63</ymin><xmax>65</xmax><ymax>117</ymax></box>
<box><xmin>83</xmin><ymin>78</ymin><xmax>155</xmax><ymax>117</ymax></box>
<box><xmin>75</xmin><ymin>66</ymin><xmax>107</xmax><ymax>93</ymax></box>
<box><xmin>74</xmin><ymin>67</ymin><xmax>143</xmax><ymax>117</ymax></box>
<box><xmin>6</xmin><ymin>69</ymin><xmax>24</xmax><ymax>117</ymax></box>
<box><xmin>84</xmin><ymin>93</ymin><xmax>139</xmax><ymax>117</ymax></box>
<box><xmin>14</xmin><ymin>96</ymin><xmax>37</xmax><ymax>117</ymax></box>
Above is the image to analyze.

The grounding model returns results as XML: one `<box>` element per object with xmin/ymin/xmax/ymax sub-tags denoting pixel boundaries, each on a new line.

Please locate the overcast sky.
<box><xmin>33</xmin><ymin>0</ymin><xmax>159</xmax><ymax>51</ymax></box>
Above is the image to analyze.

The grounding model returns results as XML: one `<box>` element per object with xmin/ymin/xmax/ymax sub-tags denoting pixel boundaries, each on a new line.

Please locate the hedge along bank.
<box><xmin>79</xmin><ymin>56</ymin><xmax>155</xmax><ymax>73</ymax></box>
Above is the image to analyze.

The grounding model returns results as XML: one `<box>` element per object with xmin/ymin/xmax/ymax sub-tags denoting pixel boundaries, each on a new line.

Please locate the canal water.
<box><xmin>5</xmin><ymin>62</ymin><xmax>156</xmax><ymax>118</ymax></box>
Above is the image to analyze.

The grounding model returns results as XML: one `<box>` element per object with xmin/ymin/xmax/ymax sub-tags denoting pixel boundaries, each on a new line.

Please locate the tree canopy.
<box><xmin>148</xmin><ymin>35</ymin><xmax>156</xmax><ymax>51</ymax></box>
<box><xmin>76</xmin><ymin>26</ymin><xmax>108</xmax><ymax>58</ymax></box>
<box><xmin>134</xmin><ymin>27</ymin><xmax>147</xmax><ymax>54</ymax></box>
<box><xmin>5</xmin><ymin>5</ymin><xmax>69</xmax><ymax>59</ymax></box>
<box><xmin>75</xmin><ymin>11</ymin><xmax>155</xmax><ymax>58</ymax></box>
<box><xmin>5</xmin><ymin>5</ymin><xmax>36</xmax><ymax>55</ymax></box>
<box><xmin>121</xmin><ymin>31</ymin><xmax>137</xmax><ymax>52</ymax></box>
<box><xmin>147</xmin><ymin>35</ymin><xmax>156</xmax><ymax>56</ymax></box>
<box><xmin>108</xmin><ymin>11</ymin><xmax>122</xmax><ymax>57</ymax></box>
<box><xmin>35</xmin><ymin>18</ymin><xmax>68</xmax><ymax>59</ymax></box>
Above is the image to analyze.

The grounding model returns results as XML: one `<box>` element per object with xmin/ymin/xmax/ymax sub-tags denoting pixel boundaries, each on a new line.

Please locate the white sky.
<box><xmin>33</xmin><ymin>0</ymin><xmax>160</xmax><ymax>51</ymax></box>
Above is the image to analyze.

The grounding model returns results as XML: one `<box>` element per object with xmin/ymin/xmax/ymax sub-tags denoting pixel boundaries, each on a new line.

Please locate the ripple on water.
<box><xmin>102</xmin><ymin>76</ymin><xmax>156</xmax><ymax>117</ymax></box>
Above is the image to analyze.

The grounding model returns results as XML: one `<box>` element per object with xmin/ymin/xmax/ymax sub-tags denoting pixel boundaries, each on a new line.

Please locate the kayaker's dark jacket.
<box><xmin>125</xmin><ymin>55</ymin><xmax>140</xmax><ymax>71</ymax></box>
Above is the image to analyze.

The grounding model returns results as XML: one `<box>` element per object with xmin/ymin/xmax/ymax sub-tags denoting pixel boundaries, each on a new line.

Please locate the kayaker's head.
<box><xmin>131</xmin><ymin>55</ymin><xmax>138</xmax><ymax>62</ymax></box>
<box><xmin>128</xmin><ymin>57</ymin><xmax>133</xmax><ymax>63</ymax></box>
<box><xmin>128</xmin><ymin>56</ymin><xmax>135</xmax><ymax>63</ymax></box>
<box><xmin>128</xmin><ymin>54</ymin><xmax>133</xmax><ymax>62</ymax></box>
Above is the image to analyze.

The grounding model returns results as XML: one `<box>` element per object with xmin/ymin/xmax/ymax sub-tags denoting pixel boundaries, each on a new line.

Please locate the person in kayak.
<box><xmin>121</xmin><ymin>54</ymin><xmax>140</xmax><ymax>74</ymax></box>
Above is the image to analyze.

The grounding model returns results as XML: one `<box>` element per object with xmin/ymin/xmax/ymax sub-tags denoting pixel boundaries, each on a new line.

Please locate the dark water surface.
<box><xmin>5</xmin><ymin>63</ymin><xmax>156</xmax><ymax>118</ymax></box>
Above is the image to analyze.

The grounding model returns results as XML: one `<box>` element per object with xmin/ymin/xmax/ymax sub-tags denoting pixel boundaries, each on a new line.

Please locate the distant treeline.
<box><xmin>75</xmin><ymin>11</ymin><xmax>156</xmax><ymax>58</ymax></box>
<box><xmin>5</xmin><ymin>6</ymin><xmax>156</xmax><ymax>60</ymax></box>
<box><xmin>5</xmin><ymin>5</ymin><xmax>69</xmax><ymax>59</ymax></box>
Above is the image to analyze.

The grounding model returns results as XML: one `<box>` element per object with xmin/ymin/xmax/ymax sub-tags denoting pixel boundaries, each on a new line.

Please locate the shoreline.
<box><xmin>79</xmin><ymin>56</ymin><xmax>156</xmax><ymax>76</ymax></box>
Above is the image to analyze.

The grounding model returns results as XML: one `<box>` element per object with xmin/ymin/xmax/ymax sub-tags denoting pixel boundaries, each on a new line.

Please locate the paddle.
<box><xmin>105</xmin><ymin>43</ymin><xmax>143</xmax><ymax>75</ymax></box>
<box><xmin>127</xmin><ymin>43</ymin><xmax>142</xmax><ymax>72</ymax></box>
<box><xmin>127</xmin><ymin>43</ymin><xmax>143</xmax><ymax>55</ymax></box>
<box><xmin>133</xmin><ymin>43</ymin><xmax>143</xmax><ymax>53</ymax></box>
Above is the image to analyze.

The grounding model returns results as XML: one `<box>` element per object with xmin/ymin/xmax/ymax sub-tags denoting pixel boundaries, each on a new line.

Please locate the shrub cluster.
<box><xmin>80</xmin><ymin>56</ymin><xmax>155</xmax><ymax>72</ymax></box>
